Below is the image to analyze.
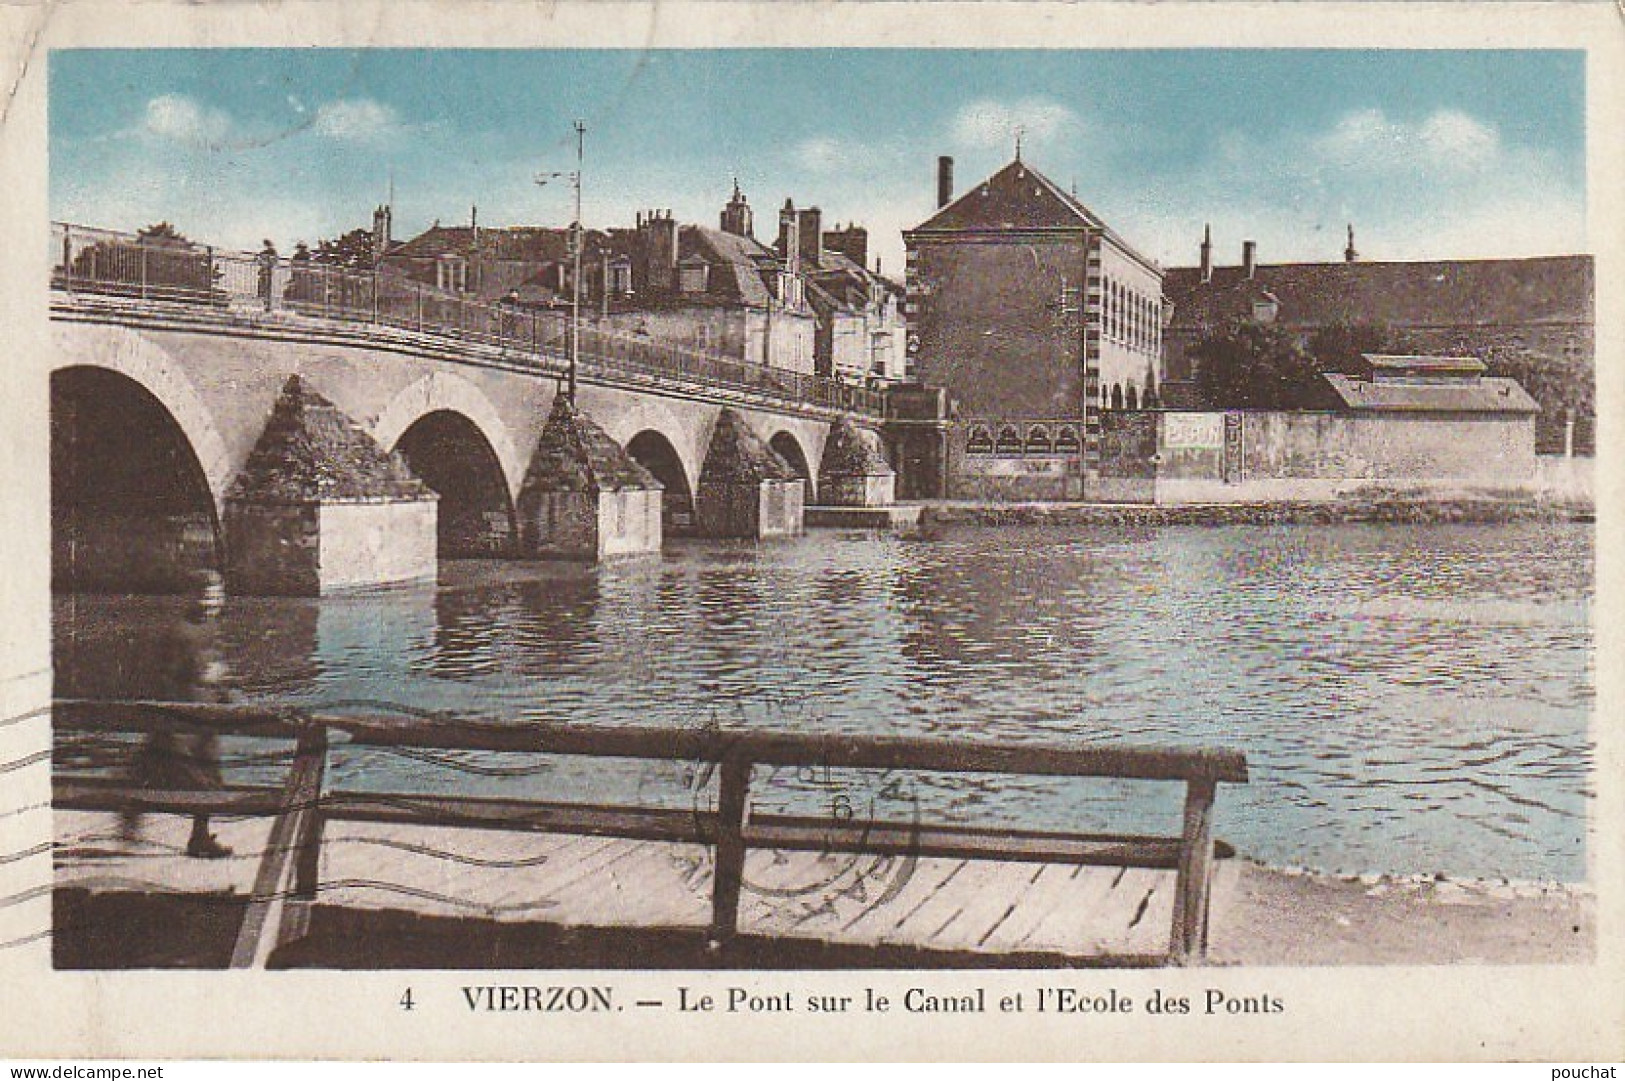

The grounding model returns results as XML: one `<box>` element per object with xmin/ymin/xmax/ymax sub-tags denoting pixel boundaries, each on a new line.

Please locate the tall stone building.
<box><xmin>902</xmin><ymin>154</ymin><xmax>1165</xmax><ymax>498</ymax></box>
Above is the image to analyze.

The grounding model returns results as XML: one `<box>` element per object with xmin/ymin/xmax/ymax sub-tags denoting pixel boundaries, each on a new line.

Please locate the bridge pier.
<box><xmin>516</xmin><ymin>397</ymin><xmax>663</xmax><ymax>562</ymax></box>
<box><xmin>224</xmin><ymin>376</ymin><xmax>439</xmax><ymax>596</ymax></box>
<box><xmin>696</xmin><ymin>408</ymin><xmax>805</xmax><ymax>540</ymax></box>
<box><xmin>815</xmin><ymin>418</ymin><xmax>897</xmax><ymax>508</ymax></box>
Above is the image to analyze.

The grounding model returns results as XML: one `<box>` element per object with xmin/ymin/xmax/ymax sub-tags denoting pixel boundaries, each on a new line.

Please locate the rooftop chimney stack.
<box><xmin>798</xmin><ymin>207</ymin><xmax>823</xmax><ymax>272</ymax></box>
<box><xmin>778</xmin><ymin>199</ymin><xmax>802</xmax><ymax>276</ymax></box>
<box><xmin>937</xmin><ymin>156</ymin><xmax>955</xmax><ymax>209</ymax></box>
<box><xmin>1199</xmin><ymin>223</ymin><xmax>1213</xmax><ymax>284</ymax></box>
<box><xmin>639</xmin><ymin>209</ymin><xmax>678</xmax><ymax>294</ymax></box>
<box><xmin>1242</xmin><ymin>240</ymin><xmax>1257</xmax><ymax>280</ymax></box>
<box><xmin>371</xmin><ymin>204</ymin><xmax>392</xmax><ymax>266</ymax></box>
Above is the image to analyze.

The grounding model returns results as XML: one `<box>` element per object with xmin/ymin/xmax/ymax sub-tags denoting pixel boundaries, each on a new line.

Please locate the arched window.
<box><xmin>1111</xmin><ymin>384</ymin><xmax>1124</xmax><ymax>411</ymax></box>
<box><xmin>1025</xmin><ymin>425</ymin><xmax>1053</xmax><ymax>455</ymax></box>
<box><xmin>995</xmin><ymin>425</ymin><xmax>1022</xmax><ymax>456</ymax></box>
<box><xmin>1126</xmin><ymin>385</ymin><xmax>1140</xmax><ymax>410</ymax></box>
<box><xmin>1055</xmin><ymin>426</ymin><xmax>1081</xmax><ymax>455</ymax></box>
<box><xmin>965</xmin><ymin>425</ymin><xmax>993</xmax><ymax>456</ymax></box>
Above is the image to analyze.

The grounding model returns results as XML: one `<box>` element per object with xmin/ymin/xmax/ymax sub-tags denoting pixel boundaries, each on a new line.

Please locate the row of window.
<box><xmin>965</xmin><ymin>424</ymin><xmax>1083</xmax><ymax>457</ymax></box>
<box><xmin>1101</xmin><ymin>276</ymin><xmax>1160</xmax><ymax>354</ymax></box>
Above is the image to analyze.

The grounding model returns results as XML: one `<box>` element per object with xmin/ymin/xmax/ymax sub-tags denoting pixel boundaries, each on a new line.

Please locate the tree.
<box><xmin>312</xmin><ymin>227</ymin><xmax>377</xmax><ymax>269</ymax></box>
<box><xmin>1191</xmin><ymin>321</ymin><xmax>1329</xmax><ymax>410</ymax></box>
<box><xmin>1306</xmin><ymin>322</ymin><xmax>1410</xmax><ymax>374</ymax></box>
<box><xmin>137</xmin><ymin>221</ymin><xmax>188</xmax><ymax>243</ymax></box>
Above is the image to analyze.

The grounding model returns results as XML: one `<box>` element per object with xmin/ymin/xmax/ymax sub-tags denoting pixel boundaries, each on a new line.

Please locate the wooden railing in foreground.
<box><xmin>52</xmin><ymin>700</ymin><xmax>1249</xmax><ymax>968</ymax></box>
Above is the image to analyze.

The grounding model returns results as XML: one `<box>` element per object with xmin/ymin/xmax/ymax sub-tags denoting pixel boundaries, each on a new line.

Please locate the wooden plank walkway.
<box><xmin>54</xmin><ymin>809</ymin><xmax>1176</xmax><ymax>962</ymax></box>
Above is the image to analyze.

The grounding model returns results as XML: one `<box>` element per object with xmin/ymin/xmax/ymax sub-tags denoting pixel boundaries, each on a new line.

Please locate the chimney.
<box><xmin>371</xmin><ymin>204</ymin><xmax>392</xmax><ymax>266</ymax></box>
<box><xmin>1242</xmin><ymin>240</ymin><xmax>1257</xmax><ymax>280</ymax></box>
<box><xmin>1344</xmin><ymin>223</ymin><xmax>1358</xmax><ymax>263</ymax></box>
<box><xmin>798</xmin><ymin>207</ymin><xmax>823</xmax><ymax>272</ymax></box>
<box><xmin>778</xmin><ymin>199</ymin><xmax>801</xmax><ymax>276</ymax></box>
<box><xmin>824</xmin><ymin>225</ymin><xmax>868</xmax><ymax>270</ymax></box>
<box><xmin>1199</xmin><ymin>223</ymin><xmax>1213</xmax><ymax>284</ymax></box>
<box><xmin>936</xmin><ymin>156</ymin><xmax>955</xmax><ymax>209</ymax></box>
<box><xmin>638</xmin><ymin>209</ymin><xmax>678</xmax><ymax>294</ymax></box>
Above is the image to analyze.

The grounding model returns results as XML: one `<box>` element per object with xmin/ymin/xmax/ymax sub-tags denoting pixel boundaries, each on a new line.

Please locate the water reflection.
<box><xmin>53</xmin><ymin>521</ymin><xmax>1592</xmax><ymax>882</ymax></box>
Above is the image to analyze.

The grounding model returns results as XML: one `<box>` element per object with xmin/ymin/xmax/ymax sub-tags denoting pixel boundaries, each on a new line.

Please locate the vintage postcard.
<box><xmin>0</xmin><ymin>0</ymin><xmax>1620</xmax><ymax>1063</ymax></box>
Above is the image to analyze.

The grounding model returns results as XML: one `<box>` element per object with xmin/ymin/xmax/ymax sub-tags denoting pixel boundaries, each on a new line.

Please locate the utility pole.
<box><xmin>569</xmin><ymin>118</ymin><xmax>585</xmax><ymax>405</ymax></box>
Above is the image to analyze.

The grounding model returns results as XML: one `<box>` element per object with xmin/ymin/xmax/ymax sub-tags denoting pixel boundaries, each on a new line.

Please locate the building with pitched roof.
<box><xmin>1162</xmin><ymin>237</ymin><xmax>1594</xmax><ymax>449</ymax></box>
<box><xmin>378</xmin><ymin>185</ymin><xmax>906</xmax><ymax>382</ymax></box>
<box><xmin>902</xmin><ymin>153</ymin><xmax>1165</xmax><ymax>497</ymax></box>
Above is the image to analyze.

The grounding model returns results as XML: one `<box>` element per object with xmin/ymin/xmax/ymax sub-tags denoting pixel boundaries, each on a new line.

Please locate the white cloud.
<box><xmin>951</xmin><ymin>97</ymin><xmax>1077</xmax><ymax>151</ymax></box>
<box><xmin>141</xmin><ymin>94</ymin><xmax>233</xmax><ymax>146</ymax></box>
<box><xmin>313</xmin><ymin>98</ymin><xmax>399</xmax><ymax>143</ymax></box>
<box><xmin>793</xmin><ymin>136</ymin><xmax>850</xmax><ymax>174</ymax></box>
<box><xmin>1313</xmin><ymin>107</ymin><xmax>1502</xmax><ymax>173</ymax></box>
<box><xmin>1419</xmin><ymin>110</ymin><xmax>1500</xmax><ymax>167</ymax></box>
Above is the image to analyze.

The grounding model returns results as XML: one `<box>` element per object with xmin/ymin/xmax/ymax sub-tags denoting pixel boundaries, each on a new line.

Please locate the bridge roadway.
<box><xmin>50</xmin><ymin>289</ymin><xmax>889</xmax><ymax>587</ymax></box>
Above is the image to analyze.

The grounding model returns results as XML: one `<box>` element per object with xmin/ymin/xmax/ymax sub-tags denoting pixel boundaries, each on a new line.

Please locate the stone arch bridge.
<box><xmin>50</xmin><ymin>294</ymin><xmax>888</xmax><ymax>592</ymax></box>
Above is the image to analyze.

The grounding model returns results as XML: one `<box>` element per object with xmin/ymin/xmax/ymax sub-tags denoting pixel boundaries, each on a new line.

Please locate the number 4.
<box><xmin>400</xmin><ymin>988</ymin><xmax>416</xmax><ymax>1011</ymax></box>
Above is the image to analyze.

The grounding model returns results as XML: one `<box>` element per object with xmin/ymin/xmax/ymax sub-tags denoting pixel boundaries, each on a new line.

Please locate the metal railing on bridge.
<box><xmin>50</xmin><ymin>222</ymin><xmax>886</xmax><ymax>417</ymax></box>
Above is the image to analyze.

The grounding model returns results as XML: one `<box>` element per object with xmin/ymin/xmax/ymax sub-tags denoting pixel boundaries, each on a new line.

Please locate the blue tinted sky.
<box><xmin>50</xmin><ymin>49</ymin><xmax>1585</xmax><ymax>271</ymax></box>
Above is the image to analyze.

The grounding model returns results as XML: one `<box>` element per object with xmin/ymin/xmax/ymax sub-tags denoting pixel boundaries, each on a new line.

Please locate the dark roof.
<box><xmin>907</xmin><ymin>158</ymin><xmax>1161</xmax><ymax>273</ymax></box>
<box><xmin>910</xmin><ymin>159</ymin><xmax>1105</xmax><ymax>234</ymax></box>
<box><xmin>1165</xmin><ymin>255</ymin><xmax>1594</xmax><ymax>331</ymax></box>
<box><xmin>682</xmin><ymin>225</ymin><xmax>777</xmax><ymax>307</ymax></box>
<box><xmin>390</xmin><ymin>225</ymin><xmax>611</xmax><ymax>264</ymax></box>
<box><xmin>1322</xmin><ymin>373</ymin><xmax>1540</xmax><ymax>414</ymax></box>
<box><xmin>519</xmin><ymin>396</ymin><xmax>661</xmax><ymax>495</ymax></box>
<box><xmin>699</xmin><ymin>408</ymin><xmax>798</xmax><ymax>485</ymax></box>
<box><xmin>228</xmin><ymin>375</ymin><xmax>432</xmax><ymax>504</ymax></box>
<box><xmin>818</xmin><ymin>418</ymin><xmax>894</xmax><ymax>479</ymax></box>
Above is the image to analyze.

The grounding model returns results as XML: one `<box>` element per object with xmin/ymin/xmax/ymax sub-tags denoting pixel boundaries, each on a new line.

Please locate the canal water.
<box><xmin>54</xmin><ymin>521</ymin><xmax>1593</xmax><ymax>883</ymax></box>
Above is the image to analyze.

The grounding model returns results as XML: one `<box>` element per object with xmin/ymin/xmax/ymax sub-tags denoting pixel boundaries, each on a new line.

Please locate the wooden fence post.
<box><xmin>708</xmin><ymin>754</ymin><xmax>752</xmax><ymax>948</ymax></box>
<box><xmin>1169</xmin><ymin>777</ymin><xmax>1217</xmax><ymax>965</ymax></box>
<box><xmin>229</xmin><ymin>725</ymin><xmax>328</xmax><ymax>969</ymax></box>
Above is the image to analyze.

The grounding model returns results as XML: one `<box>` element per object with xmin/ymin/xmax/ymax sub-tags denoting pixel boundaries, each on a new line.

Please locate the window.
<box><xmin>1025</xmin><ymin>425</ymin><xmax>1053</xmax><ymax>455</ymax></box>
<box><xmin>436</xmin><ymin>255</ymin><xmax>467</xmax><ymax>293</ymax></box>
<box><xmin>1055</xmin><ymin>426</ymin><xmax>1081</xmax><ymax>455</ymax></box>
<box><xmin>966</xmin><ymin>425</ymin><xmax>994</xmax><ymax>455</ymax></box>
<box><xmin>679</xmin><ymin>261</ymin><xmax>709</xmax><ymax>294</ymax></box>
<box><xmin>995</xmin><ymin>425</ymin><xmax>1022</xmax><ymax>456</ymax></box>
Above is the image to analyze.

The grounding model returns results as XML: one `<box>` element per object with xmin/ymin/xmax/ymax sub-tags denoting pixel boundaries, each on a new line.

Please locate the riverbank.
<box><xmin>1210</xmin><ymin>861</ymin><xmax>1594</xmax><ymax>966</ymax></box>
<box><xmin>916</xmin><ymin>487</ymin><xmax>1593</xmax><ymax>528</ymax></box>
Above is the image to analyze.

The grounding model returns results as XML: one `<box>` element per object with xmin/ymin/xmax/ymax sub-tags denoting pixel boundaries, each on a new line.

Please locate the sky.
<box><xmin>50</xmin><ymin>49</ymin><xmax>1586</xmax><ymax>275</ymax></box>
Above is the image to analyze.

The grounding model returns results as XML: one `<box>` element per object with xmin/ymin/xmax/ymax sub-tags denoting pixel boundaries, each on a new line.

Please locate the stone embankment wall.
<box><xmin>1097</xmin><ymin>409</ymin><xmax>1538</xmax><ymax>504</ymax></box>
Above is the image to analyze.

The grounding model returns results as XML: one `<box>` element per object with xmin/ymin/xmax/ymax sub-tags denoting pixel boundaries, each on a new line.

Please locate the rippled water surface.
<box><xmin>55</xmin><ymin>522</ymin><xmax>1593</xmax><ymax>881</ymax></box>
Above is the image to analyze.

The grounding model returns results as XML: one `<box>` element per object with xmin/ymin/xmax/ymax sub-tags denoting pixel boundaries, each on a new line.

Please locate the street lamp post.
<box><xmin>569</xmin><ymin>119</ymin><xmax>585</xmax><ymax>405</ymax></box>
<box><xmin>538</xmin><ymin>119</ymin><xmax>587</xmax><ymax>405</ymax></box>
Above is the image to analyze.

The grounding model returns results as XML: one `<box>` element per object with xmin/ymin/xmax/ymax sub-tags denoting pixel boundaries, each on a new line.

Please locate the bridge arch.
<box><xmin>392</xmin><ymin>411</ymin><xmax>518</xmax><ymax>558</ymax></box>
<box><xmin>371</xmin><ymin>373</ymin><xmax>524</xmax><ymax>504</ymax></box>
<box><xmin>49</xmin><ymin>333</ymin><xmax>235</xmax><ymax>506</ymax></box>
<box><xmin>594</xmin><ymin>397</ymin><xmax>707</xmax><ymax>496</ymax></box>
<box><xmin>625</xmin><ymin>430</ymin><xmax>696</xmax><ymax>535</ymax></box>
<box><xmin>768</xmin><ymin>431</ymin><xmax>815</xmax><ymax>501</ymax></box>
<box><xmin>51</xmin><ymin>364</ymin><xmax>222</xmax><ymax>591</ymax></box>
